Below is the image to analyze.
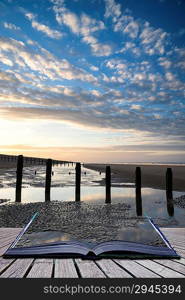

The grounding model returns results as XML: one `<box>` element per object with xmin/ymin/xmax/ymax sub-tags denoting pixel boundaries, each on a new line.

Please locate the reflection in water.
<box><xmin>166</xmin><ymin>190</ymin><xmax>174</xmax><ymax>217</ymax></box>
<box><xmin>16</xmin><ymin>231</ymin><xmax>76</xmax><ymax>247</ymax></box>
<box><xmin>0</xmin><ymin>165</ymin><xmax>185</xmax><ymax>226</ymax></box>
<box><xmin>136</xmin><ymin>187</ymin><xmax>142</xmax><ymax>216</ymax></box>
<box><xmin>116</xmin><ymin>221</ymin><xmax>166</xmax><ymax>247</ymax></box>
<box><xmin>166</xmin><ymin>168</ymin><xmax>174</xmax><ymax>217</ymax></box>
<box><xmin>105</xmin><ymin>166</ymin><xmax>111</xmax><ymax>204</ymax></box>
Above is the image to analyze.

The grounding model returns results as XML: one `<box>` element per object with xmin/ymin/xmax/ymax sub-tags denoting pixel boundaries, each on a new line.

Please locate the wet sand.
<box><xmin>0</xmin><ymin>161</ymin><xmax>17</xmax><ymax>170</ymax></box>
<box><xmin>0</xmin><ymin>201</ymin><xmax>134</xmax><ymax>242</ymax></box>
<box><xmin>0</xmin><ymin>201</ymin><xmax>179</xmax><ymax>241</ymax></box>
<box><xmin>85</xmin><ymin>163</ymin><xmax>185</xmax><ymax>191</ymax></box>
<box><xmin>0</xmin><ymin>161</ymin><xmax>185</xmax><ymax>230</ymax></box>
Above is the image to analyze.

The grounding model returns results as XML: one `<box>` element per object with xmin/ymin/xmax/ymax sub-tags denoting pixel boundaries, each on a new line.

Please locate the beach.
<box><xmin>85</xmin><ymin>163</ymin><xmax>185</xmax><ymax>191</ymax></box>
<box><xmin>0</xmin><ymin>160</ymin><xmax>39</xmax><ymax>173</ymax></box>
<box><xmin>0</xmin><ymin>200</ymin><xmax>180</xmax><ymax>243</ymax></box>
<box><xmin>1</xmin><ymin>160</ymin><xmax>185</xmax><ymax>191</ymax></box>
<box><xmin>0</xmin><ymin>160</ymin><xmax>18</xmax><ymax>170</ymax></box>
<box><xmin>0</xmin><ymin>201</ymin><xmax>134</xmax><ymax>242</ymax></box>
<box><xmin>0</xmin><ymin>160</ymin><xmax>185</xmax><ymax>231</ymax></box>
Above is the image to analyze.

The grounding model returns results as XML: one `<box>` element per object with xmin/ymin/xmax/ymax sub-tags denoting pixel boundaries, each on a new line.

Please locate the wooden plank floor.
<box><xmin>0</xmin><ymin>227</ymin><xmax>184</xmax><ymax>278</ymax></box>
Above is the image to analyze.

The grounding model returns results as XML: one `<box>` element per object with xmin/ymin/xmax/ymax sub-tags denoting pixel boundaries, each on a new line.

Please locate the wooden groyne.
<box><xmin>0</xmin><ymin>154</ymin><xmax>76</xmax><ymax>202</ymax></box>
<box><xmin>0</xmin><ymin>153</ymin><xmax>73</xmax><ymax>166</ymax></box>
<box><xmin>0</xmin><ymin>155</ymin><xmax>175</xmax><ymax>216</ymax></box>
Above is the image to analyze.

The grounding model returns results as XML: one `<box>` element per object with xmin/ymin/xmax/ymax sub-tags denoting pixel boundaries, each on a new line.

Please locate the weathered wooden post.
<box><xmin>75</xmin><ymin>163</ymin><xmax>81</xmax><ymax>202</ymax></box>
<box><xmin>166</xmin><ymin>168</ymin><xmax>173</xmax><ymax>195</ymax></box>
<box><xmin>105</xmin><ymin>166</ymin><xmax>111</xmax><ymax>203</ymax></box>
<box><xmin>15</xmin><ymin>155</ymin><xmax>23</xmax><ymax>202</ymax></box>
<box><xmin>45</xmin><ymin>159</ymin><xmax>52</xmax><ymax>202</ymax></box>
<box><xmin>135</xmin><ymin>167</ymin><xmax>142</xmax><ymax>216</ymax></box>
<box><xmin>166</xmin><ymin>168</ymin><xmax>174</xmax><ymax>216</ymax></box>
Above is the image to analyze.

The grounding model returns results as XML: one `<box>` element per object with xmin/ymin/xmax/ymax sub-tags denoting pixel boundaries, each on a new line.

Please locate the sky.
<box><xmin>0</xmin><ymin>0</ymin><xmax>185</xmax><ymax>163</ymax></box>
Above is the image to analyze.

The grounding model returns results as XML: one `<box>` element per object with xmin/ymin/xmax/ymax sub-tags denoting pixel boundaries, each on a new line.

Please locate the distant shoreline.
<box><xmin>0</xmin><ymin>160</ymin><xmax>41</xmax><ymax>172</ymax></box>
<box><xmin>105</xmin><ymin>162</ymin><xmax>185</xmax><ymax>166</ymax></box>
<box><xmin>84</xmin><ymin>163</ymin><xmax>185</xmax><ymax>191</ymax></box>
<box><xmin>1</xmin><ymin>160</ymin><xmax>185</xmax><ymax>191</ymax></box>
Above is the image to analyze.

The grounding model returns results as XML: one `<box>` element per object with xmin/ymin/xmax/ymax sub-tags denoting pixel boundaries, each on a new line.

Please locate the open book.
<box><xmin>4</xmin><ymin>212</ymin><xmax>179</xmax><ymax>259</ymax></box>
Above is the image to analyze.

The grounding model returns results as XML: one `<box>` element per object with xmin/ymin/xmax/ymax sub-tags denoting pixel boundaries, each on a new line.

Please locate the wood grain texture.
<box><xmin>154</xmin><ymin>259</ymin><xmax>185</xmax><ymax>275</ymax></box>
<box><xmin>173</xmin><ymin>258</ymin><xmax>185</xmax><ymax>266</ymax></box>
<box><xmin>75</xmin><ymin>259</ymin><xmax>106</xmax><ymax>278</ymax></box>
<box><xmin>26</xmin><ymin>259</ymin><xmax>53</xmax><ymax>278</ymax></box>
<box><xmin>137</xmin><ymin>260</ymin><xmax>185</xmax><ymax>278</ymax></box>
<box><xmin>0</xmin><ymin>243</ymin><xmax>15</xmax><ymax>256</ymax></box>
<box><xmin>96</xmin><ymin>259</ymin><xmax>133</xmax><ymax>278</ymax></box>
<box><xmin>114</xmin><ymin>259</ymin><xmax>160</xmax><ymax>278</ymax></box>
<box><xmin>0</xmin><ymin>257</ymin><xmax>14</xmax><ymax>274</ymax></box>
<box><xmin>55</xmin><ymin>259</ymin><xmax>78</xmax><ymax>278</ymax></box>
<box><xmin>0</xmin><ymin>258</ymin><xmax>33</xmax><ymax>278</ymax></box>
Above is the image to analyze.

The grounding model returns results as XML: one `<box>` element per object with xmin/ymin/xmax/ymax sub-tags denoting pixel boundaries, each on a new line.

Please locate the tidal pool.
<box><xmin>0</xmin><ymin>165</ymin><xmax>185</xmax><ymax>226</ymax></box>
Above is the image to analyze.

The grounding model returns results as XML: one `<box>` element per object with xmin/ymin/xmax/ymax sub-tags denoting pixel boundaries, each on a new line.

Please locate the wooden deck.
<box><xmin>0</xmin><ymin>227</ymin><xmax>185</xmax><ymax>278</ymax></box>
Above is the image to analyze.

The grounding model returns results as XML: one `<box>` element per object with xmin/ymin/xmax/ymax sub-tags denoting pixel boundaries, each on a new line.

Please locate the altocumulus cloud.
<box><xmin>0</xmin><ymin>0</ymin><xmax>185</xmax><ymax>148</ymax></box>
<box><xmin>25</xmin><ymin>12</ymin><xmax>63</xmax><ymax>39</ymax></box>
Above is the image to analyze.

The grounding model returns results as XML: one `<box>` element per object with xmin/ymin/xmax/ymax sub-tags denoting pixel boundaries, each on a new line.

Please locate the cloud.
<box><xmin>25</xmin><ymin>12</ymin><xmax>62</xmax><ymax>39</ymax></box>
<box><xmin>113</xmin><ymin>14</ymin><xmax>134</xmax><ymax>33</ymax></box>
<box><xmin>2</xmin><ymin>142</ymin><xmax>185</xmax><ymax>153</ymax></box>
<box><xmin>158</xmin><ymin>57</ymin><xmax>172</xmax><ymax>68</ymax></box>
<box><xmin>0</xmin><ymin>70</ymin><xmax>17</xmax><ymax>82</ymax></box>
<box><xmin>57</xmin><ymin>11</ymin><xmax>80</xmax><ymax>34</ymax></box>
<box><xmin>174</xmin><ymin>47</ymin><xmax>185</xmax><ymax>70</ymax></box>
<box><xmin>2</xmin><ymin>142</ymin><xmax>185</xmax><ymax>163</ymax></box>
<box><xmin>89</xmin><ymin>65</ymin><xmax>99</xmax><ymax>71</ymax></box>
<box><xmin>104</xmin><ymin>0</ymin><xmax>121</xmax><ymax>21</ymax></box>
<box><xmin>0</xmin><ymin>0</ymin><xmax>185</xmax><ymax>144</ymax></box>
<box><xmin>52</xmin><ymin>0</ymin><xmax>105</xmax><ymax>35</ymax></box>
<box><xmin>140</xmin><ymin>22</ymin><xmax>168</xmax><ymax>55</ymax></box>
<box><xmin>3</xmin><ymin>22</ymin><xmax>20</xmax><ymax>30</ymax></box>
<box><xmin>165</xmin><ymin>72</ymin><xmax>175</xmax><ymax>81</ymax></box>
<box><xmin>0</xmin><ymin>52</ymin><xmax>14</xmax><ymax>66</ymax></box>
<box><xmin>104</xmin><ymin>0</ymin><xmax>168</xmax><ymax>56</ymax></box>
<box><xmin>51</xmin><ymin>0</ymin><xmax>112</xmax><ymax>56</ymax></box>
<box><xmin>105</xmin><ymin>59</ymin><xmax>126</xmax><ymax>70</ymax></box>
<box><xmin>123</xmin><ymin>21</ymin><xmax>139</xmax><ymax>39</ymax></box>
<box><xmin>82</xmin><ymin>35</ymin><xmax>112</xmax><ymax>56</ymax></box>
<box><xmin>57</xmin><ymin>11</ymin><xmax>105</xmax><ymax>36</ymax></box>
<box><xmin>130</xmin><ymin>104</ymin><xmax>142</xmax><ymax>110</ymax></box>
<box><xmin>117</xmin><ymin>42</ymin><xmax>140</xmax><ymax>56</ymax></box>
<box><xmin>0</xmin><ymin>73</ymin><xmax>185</xmax><ymax>139</ymax></box>
<box><xmin>1</xmin><ymin>58</ymin><xmax>185</xmax><ymax>141</ymax></box>
<box><xmin>0</xmin><ymin>104</ymin><xmax>184</xmax><ymax>140</ymax></box>
<box><xmin>0</xmin><ymin>37</ymin><xmax>97</xmax><ymax>83</ymax></box>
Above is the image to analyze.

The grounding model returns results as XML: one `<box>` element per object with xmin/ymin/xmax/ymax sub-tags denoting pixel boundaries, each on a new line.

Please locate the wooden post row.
<box><xmin>15</xmin><ymin>155</ymin><xmax>23</xmax><ymax>202</ymax></box>
<box><xmin>166</xmin><ymin>168</ymin><xmax>174</xmax><ymax>216</ymax></box>
<box><xmin>45</xmin><ymin>159</ymin><xmax>52</xmax><ymax>202</ymax></box>
<box><xmin>135</xmin><ymin>167</ymin><xmax>142</xmax><ymax>216</ymax></box>
<box><xmin>105</xmin><ymin>166</ymin><xmax>111</xmax><ymax>203</ymax></box>
<box><xmin>75</xmin><ymin>163</ymin><xmax>81</xmax><ymax>202</ymax></box>
<box><xmin>166</xmin><ymin>168</ymin><xmax>173</xmax><ymax>195</ymax></box>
